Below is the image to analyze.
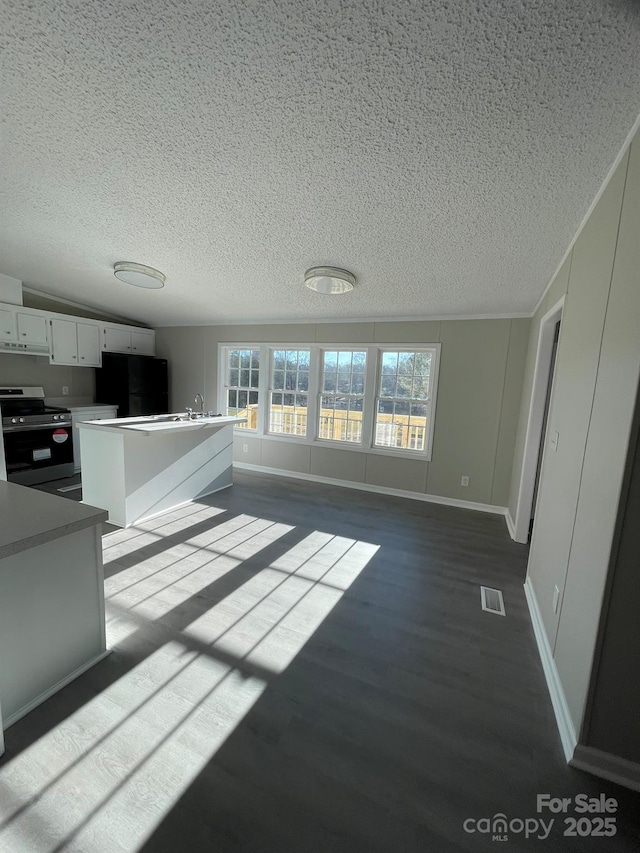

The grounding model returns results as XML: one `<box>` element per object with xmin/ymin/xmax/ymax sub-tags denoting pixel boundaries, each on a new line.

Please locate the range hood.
<box><xmin>0</xmin><ymin>340</ymin><xmax>49</xmax><ymax>356</ymax></box>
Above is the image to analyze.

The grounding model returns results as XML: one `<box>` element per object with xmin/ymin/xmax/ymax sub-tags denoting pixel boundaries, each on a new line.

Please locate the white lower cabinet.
<box><xmin>71</xmin><ymin>407</ymin><xmax>118</xmax><ymax>472</ymax></box>
<box><xmin>0</xmin><ymin>481</ymin><xmax>107</xmax><ymax>729</ymax></box>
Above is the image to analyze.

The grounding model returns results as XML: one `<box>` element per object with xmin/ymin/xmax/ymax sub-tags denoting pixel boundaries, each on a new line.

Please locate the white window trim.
<box><xmin>317</xmin><ymin>347</ymin><xmax>369</xmax><ymax>446</ymax></box>
<box><xmin>267</xmin><ymin>348</ymin><xmax>311</xmax><ymax>438</ymax></box>
<box><xmin>220</xmin><ymin>346</ymin><xmax>261</xmax><ymax>427</ymax></box>
<box><xmin>373</xmin><ymin>346</ymin><xmax>439</xmax><ymax>457</ymax></box>
<box><xmin>218</xmin><ymin>342</ymin><xmax>441</xmax><ymax>461</ymax></box>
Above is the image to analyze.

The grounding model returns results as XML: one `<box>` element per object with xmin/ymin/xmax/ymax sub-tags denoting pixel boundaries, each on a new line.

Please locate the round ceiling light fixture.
<box><xmin>114</xmin><ymin>262</ymin><xmax>166</xmax><ymax>289</ymax></box>
<box><xmin>304</xmin><ymin>266</ymin><xmax>355</xmax><ymax>295</ymax></box>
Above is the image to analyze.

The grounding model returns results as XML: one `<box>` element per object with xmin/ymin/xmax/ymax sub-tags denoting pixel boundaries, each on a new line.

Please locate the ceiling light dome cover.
<box><xmin>114</xmin><ymin>262</ymin><xmax>166</xmax><ymax>289</ymax></box>
<box><xmin>304</xmin><ymin>266</ymin><xmax>355</xmax><ymax>294</ymax></box>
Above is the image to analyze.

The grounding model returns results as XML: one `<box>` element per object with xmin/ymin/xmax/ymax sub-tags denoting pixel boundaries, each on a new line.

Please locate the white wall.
<box><xmin>584</xmin><ymin>409</ymin><xmax>640</xmax><ymax>764</ymax></box>
<box><xmin>0</xmin><ymin>352</ymin><xmax>95</xmax><ymax>403</ymax></box>
<box><xmin>511</xmin><ymin>128</ymin><xmax>640</xmax><ymax>741</ymax></box>
<box><xmin>156</xmin><ymin>317</ymin><xmax>530</xmax><ymax>509</ymax></box>
<box><xmin>555</xmin><ymin>132</ymin><xmax>640</xmax><ymax>732</ymax></box>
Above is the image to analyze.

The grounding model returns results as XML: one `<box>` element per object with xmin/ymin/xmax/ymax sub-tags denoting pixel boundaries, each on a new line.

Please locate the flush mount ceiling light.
<box><xmin>114</xmin><ymin>262</ymin><xmax>166</xmax><ymax>289</ymax></box>
<box><xmin>304</xmin><ymin>266</ymin><xmax>355</xmax><ymax>295</ymax></box>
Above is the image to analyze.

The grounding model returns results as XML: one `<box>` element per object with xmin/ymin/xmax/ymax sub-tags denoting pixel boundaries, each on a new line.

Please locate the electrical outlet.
<box><xmin>62</xmin><ymin>386</ymin><xmax>69</xmax><ymax>396</ymax></box>
<box><xmin>243</xmin><ymin>443</ymin><xmax>249</xmax><ymax>453</ymax></box>
<box><xmin>461</xmin><ymin>475</ymin><xmax>469</xmax><ymax>487</ymax></box>
<box><xmin>553</xmin><ymin>585</ymin><xmax>560</xmax><ymax>613</ymax></box>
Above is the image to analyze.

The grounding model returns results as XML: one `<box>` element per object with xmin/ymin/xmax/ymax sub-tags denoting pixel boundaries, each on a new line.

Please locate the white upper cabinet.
<box><xmin>50</xmin><ymin>318</ymin><xmax>102</xmax><ymax>367</ymax></box>
<box><xmin>76</xmin><ymin>322</ymin><xmax>101</xmax><ymax>366</ymax></box>
<box><xmin>0</xmin><ymin>308</ymin><xmax>16</xmax><ymax>341</ymax></box>
<box><xmin>102</xmin><ymin>324</ymin><xmax>155</xmax><ymax>356</ymax></box>
<box><xmin>0</xmin><ymin>299</ymin><xmax>155</xmax><ymax>364</ymax></box>
<box><xmin>103</xmin><ymin>325</ymin><xmax>132</xmax><ymax>353</ymax></box>
<box><xmin>0</xmin><ymin>306</ymin><xmax>48</xmax><ymax>352</ymax></box>
<box><xmin>16</xmin><ymin>311</ymin><xmax>48</xmax><ymax>345</ymax></box>
<box><xmin>131</xmin><ymin>330</ymin><xmax>155</xmax><ymax>356</ymax></box>
<box><xmin>49</xmin><ymin>318</ymin><xmax>78</xmax><ymax>364</ymax></box>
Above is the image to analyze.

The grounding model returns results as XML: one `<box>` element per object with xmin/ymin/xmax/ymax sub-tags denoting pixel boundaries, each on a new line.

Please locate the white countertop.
<box><xmin>67</xmin><ymin>405</ymin><xmax>119</xmax><ymax>413</ymax></box>
<box><xmin>76</xmin><ymin>414</ymin><xmax>247</xmax><ymax>436</ymax></box>
<box><xmin>0</xmin><ymin>481</ymin><xmax>107</xmax><ymax>560</ymax></box>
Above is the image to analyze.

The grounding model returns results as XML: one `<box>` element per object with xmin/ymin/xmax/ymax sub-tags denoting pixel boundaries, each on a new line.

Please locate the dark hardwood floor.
<box><xmin>1</xmin><ymin>470</ymin><xmax>639</xmax><ymax>852</ymax></box>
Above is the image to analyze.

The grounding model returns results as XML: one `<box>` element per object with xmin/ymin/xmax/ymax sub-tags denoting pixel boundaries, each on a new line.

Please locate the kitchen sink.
<box><xmin>122</xmin><ymin>414</ymin><xmax>190</xmax><ymax>426</ymax></box>
<box><xmin>119</xmin><ymin>413</ymin><xmax>223</xmax><ymax>427</ymax></box>
<box><xmin>150</xmin><ymin>414</ymin><xmax>189</xmax><ymax>422</ymax></box>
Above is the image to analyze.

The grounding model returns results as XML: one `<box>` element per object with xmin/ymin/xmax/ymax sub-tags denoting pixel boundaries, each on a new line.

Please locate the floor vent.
<box><xmin>480</xmin><ymin>586</ymin><xmax>506</xmax><ymax>616</ymax></box>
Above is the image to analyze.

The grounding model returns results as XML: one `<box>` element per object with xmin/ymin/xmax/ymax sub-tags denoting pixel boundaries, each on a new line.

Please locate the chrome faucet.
<box><xmin>194</xmin><ymin>393</ymin><xmax>205</xmax><ymax>415</ymax></box>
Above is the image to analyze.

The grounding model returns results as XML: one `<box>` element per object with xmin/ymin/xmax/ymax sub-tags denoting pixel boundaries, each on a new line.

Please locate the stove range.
<box><xmin>0</xmin><ymin>386</ymin><xmax>74</xmax><ymax>484</ymax></box>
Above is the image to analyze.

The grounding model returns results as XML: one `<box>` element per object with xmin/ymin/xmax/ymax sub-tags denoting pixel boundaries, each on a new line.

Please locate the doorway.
<box><xmin>512</xmin><ymin>297</ymin><xmax>564</xmax><ymax>544</ymax></box>
<box><xmin>529</xmin><ymin>320</ymin><xmax>561</xmax><ymax>538</ymax></box>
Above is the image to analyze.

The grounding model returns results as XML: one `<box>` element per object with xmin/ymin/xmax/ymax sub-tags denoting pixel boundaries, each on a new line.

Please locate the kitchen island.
<box><xmin>0</xmin><ymin>481</ymin><xmax>108</xmax><ymax>745</ymax></box>
<box><xmin>77</xmin><ymin>414</ymin><xmax>246</xmax><ymax>528</ymax></box>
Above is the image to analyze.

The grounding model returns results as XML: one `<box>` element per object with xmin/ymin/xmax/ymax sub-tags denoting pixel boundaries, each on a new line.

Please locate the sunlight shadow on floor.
<box><xmin>0</xmin><ymin>506</ymin><xmax>379</xmax><ymax>852</ymax></box>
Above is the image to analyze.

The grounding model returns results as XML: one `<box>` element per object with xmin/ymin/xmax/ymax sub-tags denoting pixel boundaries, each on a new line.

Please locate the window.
<box><xmin>318</xmin><ymin>350</ymin><xmax>367</xmax><ymax>444</ymax></box>
<box><xmin>268</xmin><ymin>349</ymin><xmax>310</xmax><ymax>436</ymax></box>
<box><xmin>219</xmin><ymin>342</ymin><xmax>440</xmax><ymax>457</ymax></box>
<box><xmin>375</xmin><ymin>350</ymin><xmax>434</xmax><ymax>451</ymax></box>
<box><xmin>224</xmin><ymin>348</ymin><xmax>259</xmax><ymax>429</ymax></box>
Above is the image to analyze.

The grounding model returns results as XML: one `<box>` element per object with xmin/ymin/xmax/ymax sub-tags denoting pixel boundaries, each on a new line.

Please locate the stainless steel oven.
<box><xmin>1</xmin><ymin>386</ymin><xmax>74</xmax><ymax>485</ymax></box>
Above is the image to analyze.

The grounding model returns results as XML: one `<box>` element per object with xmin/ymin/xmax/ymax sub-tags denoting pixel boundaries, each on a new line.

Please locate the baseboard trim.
<box><xmin>571</xmin><ymin>745</ymin><xmax>640</xmax><ymax>793</ymax></box>
<box><xmin>505</xmin><ymin>509</ymin><xmax>517</xmax><ymax>540</ymax></box>
<box><xmin>234</xmin><ymin>462</ymin><xmax>508</xmax><ymax>516</ymax></box>
<box><xmin>523</xmin><ymin>577</ymin><xmax>577</xmax><ymax>762</ymax></box>
<box><xmin>3</xmin><ymin>649</ymin><xmax>111</xmax><ymax>730</ymax></box>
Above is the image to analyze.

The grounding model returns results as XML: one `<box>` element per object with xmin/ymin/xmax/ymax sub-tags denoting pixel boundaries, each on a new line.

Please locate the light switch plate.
<box><xmin>550</xmin><ymin>430</ymin><xmax>559</xmax><ymax>452</ymax></box>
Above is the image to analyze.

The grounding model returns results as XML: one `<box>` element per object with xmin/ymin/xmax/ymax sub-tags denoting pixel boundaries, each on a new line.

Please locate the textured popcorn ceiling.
<box><xmin>1</xmin><ymin>0</ymin><xmax>640</xmax><ymax>326</ymax></box>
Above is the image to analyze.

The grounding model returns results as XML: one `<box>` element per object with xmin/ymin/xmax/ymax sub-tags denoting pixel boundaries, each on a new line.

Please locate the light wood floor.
<box><xmin>1</xmin><ymin>470</ymin><xmax>639</xmax><ymax>852</ymax></box>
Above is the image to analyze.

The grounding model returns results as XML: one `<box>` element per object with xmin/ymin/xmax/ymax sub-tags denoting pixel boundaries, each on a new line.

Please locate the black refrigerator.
<box><xmin>95</xmin><ymin>353</ymin><xmax>169</xmax><ymax>417</ymax></box>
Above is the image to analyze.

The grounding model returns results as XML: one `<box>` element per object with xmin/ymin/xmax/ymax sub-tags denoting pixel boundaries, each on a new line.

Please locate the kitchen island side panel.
<box><xmin>122</xmin><ymin>423</ymin><xmax>234</xmax><ymax>525</ymax></box>
<box><xmin>0</xmin><ymin>526</ymin><xmax>106</xmax><ymax>725</ymax></box>
<box><xmin>79</xmin><ymin>428</ymin><xmax>127</xmax><ymax>527</ymax></box>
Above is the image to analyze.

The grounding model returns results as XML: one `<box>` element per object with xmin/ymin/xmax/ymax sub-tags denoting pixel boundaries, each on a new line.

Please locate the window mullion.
<box><xmin>306</xmin><ymin>346</ymin><xmax>319</xmax><ymax>442</ymax></box>
<box><xmin>360</xmin><ymin>346</ymin><xmax>377</xmax><ymax>450</ymax></box>
<box><xmin>255</xmin><ymin>345</ymin><xmax>268</xmax><ymax>437</ymax></box>
<box><xmin>218</xmin><ymin>346</ymin><xmax>227</xmax><ymax>414</ymax></box>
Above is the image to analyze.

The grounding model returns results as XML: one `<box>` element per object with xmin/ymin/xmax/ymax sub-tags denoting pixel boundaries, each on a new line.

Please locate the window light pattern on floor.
<box><xmin>0</xmin><ymin>501</ymin><xmax>379</xmax><ymax>853</ymax></box>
